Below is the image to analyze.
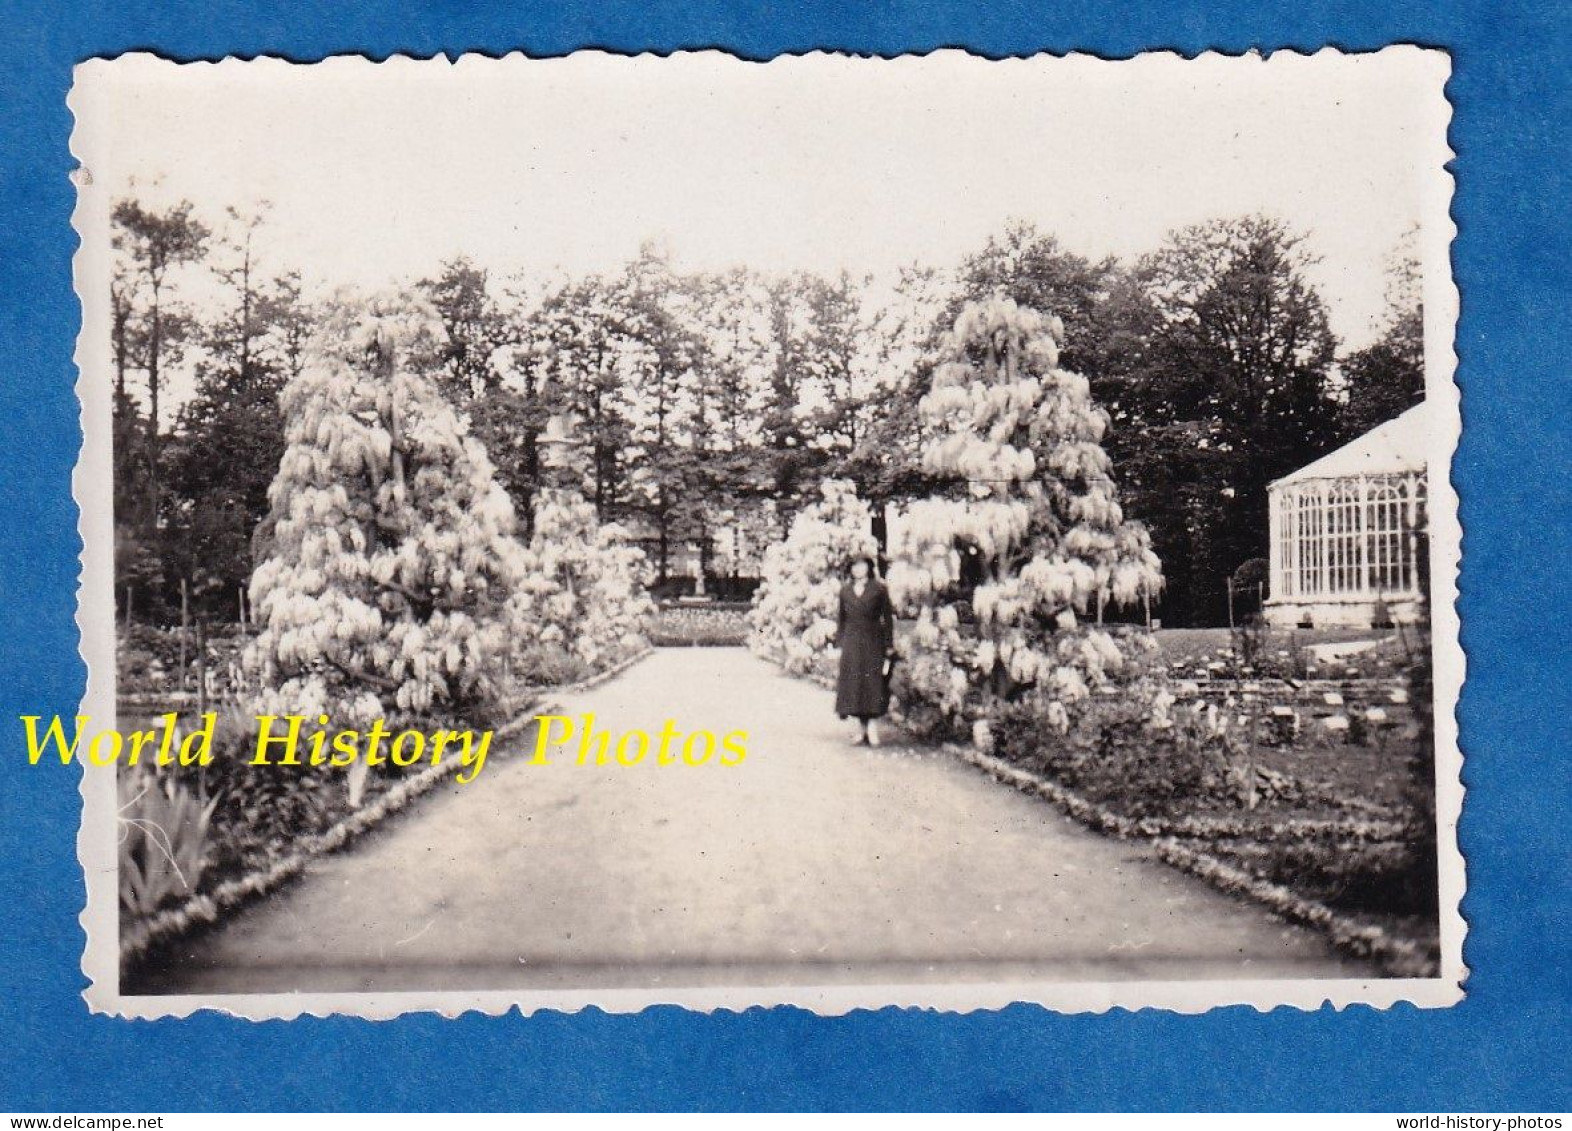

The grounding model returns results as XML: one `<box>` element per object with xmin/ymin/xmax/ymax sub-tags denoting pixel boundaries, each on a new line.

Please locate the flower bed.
<box><xmin>1153</xmin><ymin>839</ymin><xmax>1437</xmax><ymax>977</ymax></box>
<box><xmin>650</xmin><ymin>601</ymin><xmax>751</xmax><ymax>647</ymax></box>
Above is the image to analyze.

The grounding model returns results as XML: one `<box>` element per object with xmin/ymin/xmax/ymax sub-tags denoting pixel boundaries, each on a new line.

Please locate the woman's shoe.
<box><xmin>867</xmin><ymin>721</ymin><xmax>882</xmax><ymax>748</ymax></box>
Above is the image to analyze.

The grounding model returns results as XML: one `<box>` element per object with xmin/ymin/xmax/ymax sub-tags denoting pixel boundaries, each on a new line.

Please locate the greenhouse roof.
<box><xmin>1271</xmin><ymin>401</ymin><xmax>1432</xmax><ymax>488</ymax></box>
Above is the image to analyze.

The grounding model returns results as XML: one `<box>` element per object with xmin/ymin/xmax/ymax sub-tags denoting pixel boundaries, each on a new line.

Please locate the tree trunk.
<box><xmin>179</xmin><ymin>578</ymin><xmax>189</xmax><ymax>690</ymax></box>
<box><xmin>147</xmin><ymin>286</ymin><xmax>162</xmax><ymax>529</ymax></box>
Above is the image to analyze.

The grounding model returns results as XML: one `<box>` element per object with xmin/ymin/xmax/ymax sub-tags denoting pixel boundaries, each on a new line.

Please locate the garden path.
<box><xmin>138</xmin><ymin>647</ymin><xmax>1370</xmax><ymax>994</ymax></box>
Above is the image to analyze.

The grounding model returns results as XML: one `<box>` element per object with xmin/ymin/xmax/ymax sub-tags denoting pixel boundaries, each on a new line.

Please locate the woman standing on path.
<box><xmin>834</xmin><ymin>554</ymin><xmax>895</xmax><ymax>747</ymax></box>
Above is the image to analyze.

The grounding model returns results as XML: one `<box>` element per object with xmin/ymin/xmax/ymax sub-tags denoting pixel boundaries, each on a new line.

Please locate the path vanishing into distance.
<box><xmin>135</xmin><ymin>647</ymin><xmax>1369</xmax><ymax>996</ymax></box>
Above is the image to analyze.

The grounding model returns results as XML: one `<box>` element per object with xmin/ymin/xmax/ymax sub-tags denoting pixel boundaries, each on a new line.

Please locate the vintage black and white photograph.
<box><xmin>69</xmin><ymin>49</ymin><xmax>1464</xmax><ymax>1018</ymax></box>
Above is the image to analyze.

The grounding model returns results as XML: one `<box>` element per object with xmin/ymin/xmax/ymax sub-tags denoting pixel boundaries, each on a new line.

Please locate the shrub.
<box><xmin>505</xmin><ymin>486</ymin><xmax>656</xmax><ymax>676</ymax></box>
<box><xmin>992</xmin><ymin>691</ymin><xmax>1222</xmax><ymax>819</ymax></box>
<box><xmin>510</xmin><ymin>641</ymin><xmax>595</xmax><ymax>688</ymax></box>
<box><xmin>161</xmin><ymin>716</ymin><xmax>346</xmax><ymax>878</ymax></box>
<box><xmin>748</xmin><ymin>479</ymin><xmax>878</xmax><ymax>673</ymax></box>
<box><xmin>1231</xmin><ymin>614</ymin><xmax>1268</xmax><ymax>671</ymax></box>
<box><xmin>890</xmin><ymin>649</ymin><xmax>972</xmax><ymax>742</ymax></box>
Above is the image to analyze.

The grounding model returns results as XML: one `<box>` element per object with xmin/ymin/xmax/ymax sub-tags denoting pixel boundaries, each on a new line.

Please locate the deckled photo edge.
<box><xmin>70</xmin><ymin>46</ymin><xmax>1465</xmax><ymax>1021</ymax></box>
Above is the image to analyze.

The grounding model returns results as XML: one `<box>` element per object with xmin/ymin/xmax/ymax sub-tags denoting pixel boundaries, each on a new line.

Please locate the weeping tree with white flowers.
<box><xmin>887</xmin><ymin>295</ymin><xmax>1163</xmax><ymax>739</ymax></box>
<box><xmin>749</xmin><ymin>478</ymin><xmax>879</xmax><ymax>674</ymax></box>
<box><xmin>247</xmin><ymin>292</ymin><xmax>528</xmax><ymax>801</ymax></box>
<box><xmin>504</xmin><ymin>426</ymin><xmax>656</xmax><ymax>681</ymax></box>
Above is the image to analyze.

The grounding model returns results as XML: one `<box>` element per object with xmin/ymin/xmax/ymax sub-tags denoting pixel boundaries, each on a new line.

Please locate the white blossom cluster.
<box><xmin>748</xmin><ymin>479</ymin><xmax>879</xmax><ymax>673</ymax></box>
<box><xmin>888</xmin><ymin>295</ymin><xmax>1164</xmax><ymax>727</ymax></box>
<box><xmin>504</xmin><ymin>486</ymin><xmax>656</xmax><ymax>673</ymax></box>
<box><xmin>247</xmin><ymin>294</ymin><xmax>528</xmax><ymax>730</ymax></box>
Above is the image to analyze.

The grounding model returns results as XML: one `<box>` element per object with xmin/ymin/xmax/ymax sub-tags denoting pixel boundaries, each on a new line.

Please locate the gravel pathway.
<box><xmin>135</xmin><ymin>647</ymin><xmax>1369</xmax><ymax>994</ymax></box>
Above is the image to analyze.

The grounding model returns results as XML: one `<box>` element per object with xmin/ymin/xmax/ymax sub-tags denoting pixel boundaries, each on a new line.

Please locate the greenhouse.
<box><xmin>1265</xmin><ymin>401</ymin><xmax>1432</xmax><ymax>628</ymax></box>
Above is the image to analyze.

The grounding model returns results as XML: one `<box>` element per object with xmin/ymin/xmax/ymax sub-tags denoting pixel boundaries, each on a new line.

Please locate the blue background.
<box><xmin>1</xmin><ymin>1</ymin><xmax>1568</xmax><ymax>1112</ymax></box>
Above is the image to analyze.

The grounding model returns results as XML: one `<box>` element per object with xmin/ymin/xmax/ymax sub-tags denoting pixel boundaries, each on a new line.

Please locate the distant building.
<box><xmin>1265</xmin><ymin>402</ymin><xmax>1432</xmax><ymax>629</ymax></box>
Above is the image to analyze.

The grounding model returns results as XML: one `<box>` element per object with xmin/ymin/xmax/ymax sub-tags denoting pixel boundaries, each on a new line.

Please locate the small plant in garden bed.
<box><xmin>509</xmin><ymin>641</ymin><xmax>595</xmax><ymax>688</ymax></box>
<box><xmin>118</xmin><ymin>765</ymin><xmax>219</xmax><ymax>920</ymax></box>
<box><xmin>131</xmin><ymin>705</ymin><xmax>479</xmax><ymax>905</ymax></box>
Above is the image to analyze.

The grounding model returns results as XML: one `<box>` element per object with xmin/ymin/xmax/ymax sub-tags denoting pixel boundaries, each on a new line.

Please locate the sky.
<box><xmin>73</xmin><ymin>48</ymin><xmax>1452</xmax><ymax>360</ymax></box>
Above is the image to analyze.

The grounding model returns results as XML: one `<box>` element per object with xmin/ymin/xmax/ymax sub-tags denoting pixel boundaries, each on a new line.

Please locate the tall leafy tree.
<box><xmin>799</xmin><ymin>270</ymin><xmax>873</xmax><ymax>464</ymax></box>
<box><xmin>1128</xmin><ymin>214</ymin><xmax>1340</xmax><ymax>623</ymax></box>
<box><xmin>111</xmin><ymin>259</ymin><xmax>160</xmax><ymax>609</ymax></box>
<box><xmin>617</xmin><ymin>247</ymin><xmax>706</xmax><ymax>583</ymax></box>
<box><xmin>757</xmin><ymin>272</ymin><xmax>838</xmax><ymax>531</ymax></box>
<box><xmin>531</xmin><ymin>275</ymin><xmax>637</xmax><ymax>523</ymax></box>
<box><xmin>1137</xmin><ymin>214</ymin><xmax>1339</xmax><ymax>464</ymax></box>
<box><xmin>851</xmin><ymin>265</ymin><xmax>954</xmax><ymax>514</ymax></box>
<box><xmin>166</xmin><ymin>212</ymin><xmax>312</xmax><ymax>621</ymax></box>
<box><xmin>110</xmin><ymin>199</ymin><xmax>210</xmax><ymax>529</ymax></box>
<box><xmin>953</xmin><ymin>222</ymin><xmax>1117</xmax><ymax>377</ymax></box>
<box><xmin>419</xmin><ymin>257</ymin><xmax>513</xmax><ymax>401</ymax></box>
<box><xmin>686</xmin><ymin>268</ymin><xmax>777</xmax><ymax>588</ymax></box>
<box><xmin>947</xmin><ymin>225</ymin><xmax>1167</xmax><ymax>505</ymax></box>
<box><xmin>419</xmin><ymin>259</ymin><xmax>550</xmax><ymax>534</ymax></box>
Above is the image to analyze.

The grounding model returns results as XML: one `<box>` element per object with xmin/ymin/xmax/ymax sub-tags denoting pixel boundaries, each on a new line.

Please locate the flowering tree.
<box><xmin>505</xmin><ymin>483</ymin><xmax>655</xmax><ymax>677</ymax></box>
<box><xmin>247</xmin><ymin>293</ymin><xmax>527</xmax><ymax>753</ymax></box>
<box><xmin>749</xmin><ymin>478</ymin><xmax>879</xmax><ymax>673</ymax></box>
<box><xmin>887</xmin><ymin>295</ymin><xmax>1163</xmax><ymax>736</ymax></box>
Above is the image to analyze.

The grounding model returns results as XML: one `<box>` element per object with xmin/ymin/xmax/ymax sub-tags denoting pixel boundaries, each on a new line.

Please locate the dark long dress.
<box><xmin>834</xmin><ymin>578</ymin><xmax>895</xmax><ymax>719</ymax></box>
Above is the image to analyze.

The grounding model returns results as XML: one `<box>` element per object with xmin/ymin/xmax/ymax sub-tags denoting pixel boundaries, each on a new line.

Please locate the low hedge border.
<box><xmin>758</xmin><ymin>649</ymin><xmax>1430</xmax><ymax>977</ymax></box>
<box><xmin>956</xmin><ymin>749</ymin><xmax>1410</xmax><ymax>843</ymax></box>
<box><xmin>1153</xmin><ymin>838</ymin><xmax>1437</xmax><ymax>977</ymax></box>
<box><xmin>119</xmin><ymin>645</ymin><xmax>654</xmax><ymax>974</ymax></box>
<box><xmin>955</xmin><ymin>745</ymin><xmax>1433</xmax><ymax>976</ymax></box>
